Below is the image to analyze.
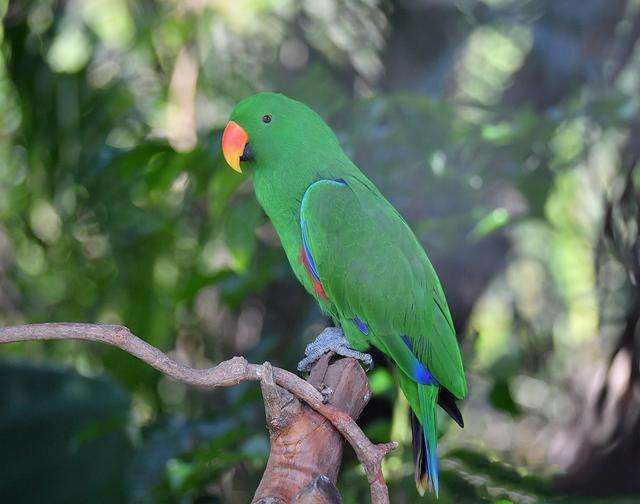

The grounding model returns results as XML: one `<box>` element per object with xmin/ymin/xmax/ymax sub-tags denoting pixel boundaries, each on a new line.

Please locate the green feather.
<box><xmin>226</xmin><ymin>92</ymin><xmax>467</xmax><ymax>496</ymax></box>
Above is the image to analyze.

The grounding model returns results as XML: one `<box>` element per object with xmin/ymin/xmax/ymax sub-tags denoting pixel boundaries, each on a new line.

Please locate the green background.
<box><xmin>1</xmin><ymin>0</ymin><xmax>639</xmax><ymax>502</ymax></box>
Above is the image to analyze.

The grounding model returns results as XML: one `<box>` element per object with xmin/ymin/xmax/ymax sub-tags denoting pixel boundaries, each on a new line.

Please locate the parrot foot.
<box><xmin>297</xmin><ymin>327</ymin><xmax>373</xmax><ymax>372</ymax></box>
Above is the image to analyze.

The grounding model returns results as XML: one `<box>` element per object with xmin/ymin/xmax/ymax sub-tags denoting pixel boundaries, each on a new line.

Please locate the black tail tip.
<box><xmin>438</xmin><ymin>386</ymin><xmax>464</xmax><ymax>428</ymax></box>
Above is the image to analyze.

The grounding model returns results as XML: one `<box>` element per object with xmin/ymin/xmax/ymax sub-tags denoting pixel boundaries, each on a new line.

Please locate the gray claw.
<box><xmin>297</xmin><ymin>327</ymin><xmax>373</xmax><ymax>372</ymax></box>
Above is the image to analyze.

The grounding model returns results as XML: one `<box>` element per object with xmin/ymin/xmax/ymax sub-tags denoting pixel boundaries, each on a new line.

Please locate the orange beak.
<box><xmin>221</xmin><ymin>121</ymin><xmax>249</xmax><ymax>173</ymax></box>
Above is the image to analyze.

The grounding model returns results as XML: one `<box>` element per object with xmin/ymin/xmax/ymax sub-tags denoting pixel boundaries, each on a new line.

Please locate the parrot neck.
<box><xmin>251</xmin><ymin>154</ymin><xmax>354</xmax><ymax>254</ymax></box>
<box><xmin>253</xmin><ymin>163</ymin><xmax>314</xmax><ymax>242</ymax></box>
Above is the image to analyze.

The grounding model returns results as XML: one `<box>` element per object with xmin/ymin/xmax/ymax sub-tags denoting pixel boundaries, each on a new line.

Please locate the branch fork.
<box><xmin>0</xmin><ymin>323</ymin><xmax>396</xmax><ymax>503</ymax></box>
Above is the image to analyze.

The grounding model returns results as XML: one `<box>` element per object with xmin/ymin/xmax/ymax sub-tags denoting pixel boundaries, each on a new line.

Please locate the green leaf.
<box><xmin>489</xmin><ymin>378</ymin><xmax>521</xmax><ymax>417</ymax></box>
<box><xmin>471</xmin><ymin>208</ymin><xmax>511</xmax><ymax>240</ymax></box>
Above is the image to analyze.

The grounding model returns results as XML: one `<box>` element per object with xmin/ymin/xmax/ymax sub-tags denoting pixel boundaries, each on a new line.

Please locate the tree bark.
<box><xmin>253</xmin><ymin>354</ymin><xmax>370</xmax><ymax>503</ymax></box>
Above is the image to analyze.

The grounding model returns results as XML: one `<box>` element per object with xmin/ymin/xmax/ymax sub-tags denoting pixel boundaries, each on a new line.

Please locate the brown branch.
<box><xmin>254</xmin><ymin>354</ymin><xmax>369</xmax><ymax>503</ymax></box>
<box><xmin>0</xmin><ymin>323</ymin><xmax>396</xmax><ymax>503</ymax></box>
<box><xmin>293</xmin><ymin>474</ymin><xmax>343</xmax><ymax>503</ymax></box>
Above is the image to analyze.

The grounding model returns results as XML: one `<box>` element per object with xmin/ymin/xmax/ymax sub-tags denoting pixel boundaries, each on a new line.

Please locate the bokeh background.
<box><xmin>1</xmin><ymin>0</ymin><xmax>639</xmax><ymax>502</ymax></box>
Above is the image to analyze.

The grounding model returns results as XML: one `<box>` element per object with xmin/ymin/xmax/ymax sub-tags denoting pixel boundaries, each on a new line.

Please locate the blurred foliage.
<box><xmin>0</xmin><ymin>362</ymin><xmax>132</xmax><ymax>502</ymax></box>
<box><xmin>1</xmin><ymin>0</ymin><xmax>640</xmax><ymax>502</ymax></box>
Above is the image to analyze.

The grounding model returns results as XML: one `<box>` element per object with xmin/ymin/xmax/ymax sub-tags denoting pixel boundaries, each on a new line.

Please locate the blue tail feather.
<box><xmin>417</xmin><ymin>384</ymin><xmax>440</xmax><ymax>498</ymax></box>
<box><xmin>425</xmin><ymin>432</ymin><xmax>440</xmax><ymax>497</ymax></box>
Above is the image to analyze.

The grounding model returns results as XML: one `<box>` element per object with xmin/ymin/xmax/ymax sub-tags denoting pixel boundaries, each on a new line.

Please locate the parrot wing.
<box><xmin>300</xmin><ymin>176</ymin><xmax>467</xmax><ymax>400</ymax></box>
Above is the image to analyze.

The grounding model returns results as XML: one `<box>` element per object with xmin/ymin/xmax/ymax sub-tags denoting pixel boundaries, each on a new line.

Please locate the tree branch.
<box><xmin>0</xmin><ymin>323</ymin><xmax>397</xmax><ymax>503</ymax></box>
<box><xmin>255</xmin><ymin>354</ymin><xmax>370</xmax><ymax>503</ymax></box>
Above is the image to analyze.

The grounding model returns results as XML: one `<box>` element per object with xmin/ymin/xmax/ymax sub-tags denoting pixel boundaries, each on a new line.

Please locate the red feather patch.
<box><xmin>299</xmin><ymin>247</ymin><xmax>328</xmax><ymax>300</ymax></box>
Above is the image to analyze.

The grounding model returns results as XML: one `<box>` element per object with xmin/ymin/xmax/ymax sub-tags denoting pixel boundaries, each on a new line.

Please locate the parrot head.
<box><xmin>220</xmin><ymin>92</ymin><xmax>341</xmax><ymax>175</ymax></box>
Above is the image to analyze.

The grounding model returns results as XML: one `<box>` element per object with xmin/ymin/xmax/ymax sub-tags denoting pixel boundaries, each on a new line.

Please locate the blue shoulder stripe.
<box><xmin>300</xmin><ymin>219</ymin><xmax>321</xmax><ymax>281</ymax></box>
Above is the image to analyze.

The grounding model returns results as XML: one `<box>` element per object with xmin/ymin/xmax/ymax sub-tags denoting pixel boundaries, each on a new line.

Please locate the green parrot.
<box><xmin>221</xmin><ymin>92</ymin><xmax>467</xmax><ymax>496</ymax></box>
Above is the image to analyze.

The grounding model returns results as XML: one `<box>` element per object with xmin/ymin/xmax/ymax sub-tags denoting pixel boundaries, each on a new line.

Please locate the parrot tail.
<box><xmin>412</xmin><ymin>384</ymin><xmax>440</xmax><ymax>497</ymax></box>
<box><xmin>411</xmin><ymin>410</ymin><xmax>429</xmax><ymax>495</ymax></box>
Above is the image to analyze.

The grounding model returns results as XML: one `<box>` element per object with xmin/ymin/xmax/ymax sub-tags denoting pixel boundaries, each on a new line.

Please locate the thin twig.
<box><xmin>0</xmin><ymin>323</ymin><xmax>396</xmax><ymax>503</ymax></box>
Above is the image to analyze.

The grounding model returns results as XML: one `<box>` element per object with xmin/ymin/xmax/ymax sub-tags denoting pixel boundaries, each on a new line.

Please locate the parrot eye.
<box><xmin>262</xmin><ymin>114</ymin><xmax>272</xmax><ymax>124</ymax></box>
